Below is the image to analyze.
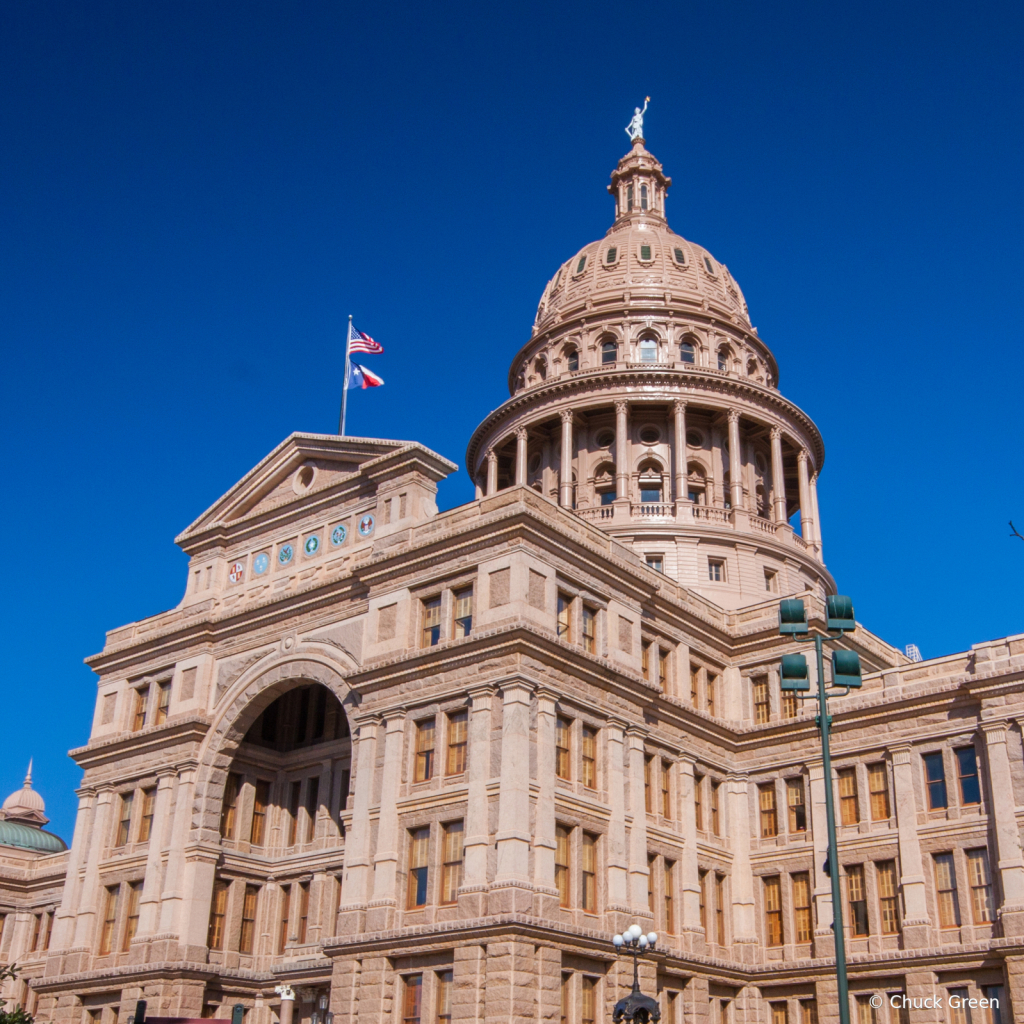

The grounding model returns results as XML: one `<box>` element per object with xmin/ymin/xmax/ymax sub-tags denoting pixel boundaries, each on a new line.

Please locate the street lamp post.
<box><xmin>610</xmin><ymin>924</ymin><xmax>661</xmax><ymax>1023</ymax></box>
<box><xmin>778</xmin><ymin>595</ymin><xmax>863</xmax><ymax>1024</ymax></box>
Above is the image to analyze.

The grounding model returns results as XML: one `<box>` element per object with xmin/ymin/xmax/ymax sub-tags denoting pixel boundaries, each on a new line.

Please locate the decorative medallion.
<box><xmin>253</xmin><ymin>552</ymin><xmax>269</xmax><ymax>575</ymax></box>
<box><xmin>331</xmin><ymin>523</ymin><xmax>347</xmax><ymax>547</ymax></box>
<box><xmin>358</xmin><ymin>514</ymin><xmax>375</xmax><ymax>537</ymax></box>
<box><xmin>278</xmin><ymin>544</ymin><xmax>294</xmax><ymax>565</ymax></box>
<box><xmin>228</xmin><ymin>561</ymin><xmax>245</xmax><ymax>584</ymax></box>
<box><xmin>304</xmin><ymin>534</ymin><xmax>320</xmax><ymax>556</ymax></box>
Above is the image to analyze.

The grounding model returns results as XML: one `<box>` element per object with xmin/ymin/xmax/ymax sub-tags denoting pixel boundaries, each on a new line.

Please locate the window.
<box><xmin>581</xmin><ymin>977</ymin><xmax>597</xmax><ymax>1024</ymax></box>
<box><xmin>847</xmin><ymin>864</ymin><xmax>869</xmax><ymax>936</ymax></box>
<box><xmin>956</xmin><ymin>747</ymin><xmax>981</xmax><ymax>805</ymax></box>
<box><xmin>673</xmin><ymin>247</ymin><xmax>686</xmax><ymax>265</ymax></box>
<box><xmin>300</xmin><ymin>883</ymin><xmax>312</xmax><ymax>946</ymax></box>
<box><xmin>706</xmin><ymin>674</ymin><xmax>717</xmax><ymax>716</ymax></box>
<box><xmin>581</xmin><ymin>833</ymin><xmax>597</xmax><ymax>912</ymax></box>
<box><xmin>453</xmin><ymin>587</ymin><xmax>473</xmax><ymax>638</ymax></box>
<box><xmin>220</xmin><ymin>773</ymin><xmax>241</xmax><ymax>839</ymax></box>
<box><xmin>601</xmin><ymin>339</ymin><xmax>617</xmax><ymax>363</ymax></box>
<box><xmin>120</xmin><ymin>881</ymin><xmax>142</xmax><ymax>951</ymax></box>
<box><xmin>642</xmin><ymin>641</ymin><xmax>651</xmax><ymax>681</ymax></box>
<box><xmin>99</xmin><ymin>886</ymin><xmax>119</xmax><ymax>955</ymax></box>
<box><xmin>250</xmin><ymin>780</ymin><xmax>270</xmax><ymax>845</ymax></box>
<box><xmin>581</xmin><ymin>726</ymin><xmax>597</xmax><ymax>789</ymax></box>
<box><xmin>627</xmin><ymin>185</ymin><xmax>634</xmax><ymax>211</ymax></box>
<box><xmin>967</xmin><ymin>848</ymin><xmax>994</xmax><ymax>923</ymax></box>
<box><xmin>304</xmin><ymin>775</ymin><xmax>319</xmax><ymax>842</ymax></box>
<box><xmin>710</xmin><ymin>780</ymin><xmax>720</xmax><ymax>836</ymax></box>
<box><xmin>782</xmin><ymin>687</ymin><xmax>798</xmax><ymax>719</ymax></box>
<box><xmin>208</xmin><ymin>879</ymin><xmax>229</xmax><ymax>950</ymax></box>
<box><xmin>753</xmin><ymin>680</ymin><xmax>770</xmax><ymax>724</ymax></box>
<box><xmin>239</xmin><ymin>884</ymin><xmax>259</xmax><ymax>954</ymax></box>
<box><xmin>646</xmin><ymin>555</ymin><xmax>664</xmax><ymax>573</ymax></box>
<box><xmin>403</xmin><ymin>975</ymin><xmax>423</xmax><ymax>1024</ymax></box>
<box><xmin>855</xmin><ymin>997</ymin><xmax>877</xmax><ymax>1024</ymax></box>
<box><xmin>436</xmin><ymin>971</ymin><xmax>453</xmax><ymax>1024</ymax></box>
<box><xmin>561</xmin><ymin>974</ymin><xmax>570</xmax><ymax>1024</ymax></box>
<box><xmin>759</xmin><ymin>784</ymin><xmax>778</xmax><ymax>837</ymax></box>
<box><xmin>287</xmin><ymin>781</ymin><xmax>301</xmax><ymax>845</ymax></box>
<box><xmin>717</xmin><ymin>349</ymin><xmax>728</xmax><ymax>371</ymax></box>
<box><xmin>155</xmin><ymin>682</ymin><xmax>171</xmax><ymax>725</ymax></box>
<box><xmin>933</xmin><ymin>852</ymin><xmax>960</xmax><ymax>928</ymax></box>
<box><xmin>704</xmin><ymin>256</ymin><xmax>715</xmax><ymax>274</ymax></box>
<box><xmin>838</xmin><ymin>768</ymin><xmax>860</xmax><ymax>825</ymax></box>
<box><xmin>877</xmin><ymin>861</ymin><xmax>900</xmax><ymax>934</ymax></box>
<box><xmin>983</xmin><ymin>987</ymin><xmax>1004</xmax><ymax>1024</ymax></box>
<box><xmin>599</xmin><ymin>489</ymin><xmax>615</xmax><ymax>505</ymax></box>
<box><xmin>441</xmin><ymin>821</ymin><xmax>464</xmax><ymax>903</ymax></box>
<box><xmin>715</xmin><ymin>873</ymin><xmax>726</xmax><ymax>945</ymax></box>
<box><xmin>555</xmin><ymin>825</ymin><xmax>570</xmax><ymax>907</ymax></box>
<box><xmin>924</xmin><ymin>752</ymin><xmax>948</xmax><ymax>809</ymax></box>
<box><xmin>446</xmin><ymin>710</ymin><xmax>468</xmax><ymax>774</ymax></box>
<box><xmin>277</xmin><ymin>885</ymin><xmax>291</xmax><ymax>954</ymax></box>
<box><xmin>699</xmin><ymin>869</ymin><xmax>708</xmax><ymax>929</ymax></box>
<box><xmin>771</xmin><ymin>1003</ymin><xmax>788</xmax><ymax>1024</ymax></box>
<box><xmin>661</xmin><ymin>761</ymin><xmax>671</xmax><ymax>817</ymax></box>
<box><xmin>787</xmin><ymin>778</ymin><xmax>807</xmax><ymax>833</ymax></box>
<box><xmin>947</xmin><ymin>989</ymin><xmax>969</xmax><ymax>1024</ymax></box>
<box><xmin>708</xmin><ymin>559</ymin><xmax>725</xmax><ymax>582</ymax></box>
<box><xmin>132</xmin><ymin>687</ymin><xmax>149</xmax><ymax>731</ymax></box>
<box><xmin>644</xmin><ymin>756</ymin><xmax>653</xmax><ymax>812</ymax></box>
<box><xmin>640</xmin><ymin>338</ymin><xmax>657</xmax><ymax>362</ymax></box>
<box><xmin>793</xmin><ymin>871</ymin><xmax>812</xmax><ymax>942</ymax></box>
<box><xmin>116</xmin><ymin>792</ymin><xmax>134</xmax><ymax>847</ymax></box>
<box><xmin>576</xmin><ymin>255</ymin><xmax>587</xmax><ymax>274</ymax></box>
<box><xmin>582</xmin><ymin>605</ymin><xmax>596</xmax><ymax>653</ymax></box>
<box><xmin>694</xmin><ymin>773</ymin><xmax>704</xmax><ymax>830</ymax></box>
<box><xmin>407</xmin><ymin>828</ymin><xmax>430</xmax><ymax>908</ymax></box>
<box><xmin>800</xmin><ymin>1001</ymin><xmax>818</xmax><ymax>1024</ymax></box>
<box><xmin>556</xmin><ymin>717</ymin><xmax>572</xmax><ymax>780</ymax></box>
<box><xmin>764</xmin><ymin>569</ymin><xmax>778</xmax><ymax>593</ymax></box>
<box><xmin>421</xmin><ymin>596</ymin><xmax>442</xmax><ymax>647</ymax></box>
<box><xmin>640</xmin><ymin>185</ymin><xmax>648</xmax><ymax>210</ymax></box>
<box><xmin>567</xmin><ymin>349</ymin><xmax>579</xmax><ymax>371</ymax></box>
<box><xmin>606</xmin><ymin>247</ymin><xmax>618</xmax><ymax>265</ymax></box>
<box><xmin>680</xmin><ymin>341</ymin><xmax>695</xmax><ymax>363</ymax></box>
<box><xmin>764</xmin><ymin>876</ymin><xmax>783</xmax><ymax>945</ymax></box>
<box><xmin>868</xmin><ymin>763</ymin><xmax>890</xmax><ymax>820</ymax></box>
<box><xmin>648</xmin><ymin>857</ymin><xmax>655</xmax><ymax>913</ymax></box>
<box><xmin>415</xmin><ymin>718</ymin><xmax>436</xmax><ymax>782</ymax></box>
<box><xmin>557</xmin><ymin>592</ymin><xmax>573</xmax><ymax>641</ymax></box>
<box><xmin>690</xmin><ymin>665</ymin><xmax>700</xmax><ymax>706</ymax></box>
<box><xmin>658</xmin><ymin>649</ymin><xmax>669</xmax><ymax>690</ymax></box>
<box><xmin>664</xmin><ymin>860</ymin><xmax>675</xmax><ymax>932</ymax></box>
<box><xmin>138</xmin><ymin>787</ymin><xmax>156</xmax><ymax>843</ymax></box>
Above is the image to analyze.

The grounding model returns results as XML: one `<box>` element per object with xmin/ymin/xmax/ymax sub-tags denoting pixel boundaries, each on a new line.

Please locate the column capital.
<box><xmin>770</xmin><ymin>425</ymin><xmax>782</xmax><ymax>441</ymax></box>
<box><xmin>515</xmin><ymin>426</ymin><xmax>528</xmax><ymax>441</ymax></box>
<box><xmin>534</xmin><ymin>686</ymin><xmax>560</xmax><ymax>708</ymax></box>
<box><xmin>727</xmin><ymin>408</ymin><xmax>740</xmax><ymax>424</ymax></box>
<box><xmin>155</xmin><ymin>769</ymin><xmax>177</xmax><ymax>785</ymax></box>
<box><xmin>499</xmin><ymin>679</ymin><xmax>534</xmax><ymax>704</ymax></box>
<box><xmin>797</xmin><ymin>448</ymin><xmax>809</xmax><ymax>465</ymax></box>
<box><xmin>889</xmin><ymin>743</ymin><xmax>914</xmax><ymax>765</ymax></box>
<box><xmin>560</xmin><ymin>409</ymin><xmax>574</xmax><ymax>425</ymax></box>
<box><xmin>625</xmin><ymin>724</ymin><xmax>648</xmax><ymax>745</ymax></box>
<box><xmin>614</xmin><ymin>399</ymin><xmax>629</xmax><ymax>415</ymax></box>
<box><xmin>605</xmin><ymin>716</ymin><xmax>630</xmax><ymax>735</ymax></box>
<box><xmin>467</xmin><ymin>684</ymin><xmax>496</xmax><ymax>703</ymax></box>
<box><xmin>486</xmin><ymin>448</ymin><xmax>498</xmax><ymax>465</ymax></box>
<box><xmin>383</xmin><ymin>707</ymin><xmax>409</xmax><ymax>727</ymax></box>
<box><xmin>673</xmin><ymin>399</ymin><xmax>687</xmax><ymax>415</ymax></box>
<box><xmin>352</xmin><ymin>712</ymin><xmax>383</xmax><ymax>732</ymax></box>
<box><xmin>980</xmin><ymin>720</ymin><xmax>1011</xmax><ymax>740</ymax></box>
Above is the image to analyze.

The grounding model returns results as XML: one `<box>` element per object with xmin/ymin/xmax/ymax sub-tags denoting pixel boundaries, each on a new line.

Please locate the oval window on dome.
<box><xmin>606</xmin><ymin>247</ymin><xmax>618</xmax><ymax>264</ymax></box>
<box><xmin>704</xmin><ymin>255</ymin><xmax>716</xmax><ymax>274</ymax></box>
<box><xmin>674</xmin><ymin>247</ymin><xmax>686</xmax><ymax>265</ymax></box>
<box><xmin>640</xmin><ymin>244</ymin><xmax>652</xmax><ymax>262</ymax></box>
<box><xmin>639</xmin><ymin>339</ymin><xmax>658</xmax><ymax>363</ymax></box>
<box><xmin>596</xmin><ymin>429</ymin><xmax>615</xmax><ymax>449</ymax></box>
<box><xmin>639</xmin><ymin>426</ymin><xmax>660</xmax><ymax>445</ymax></box>
<box><xmin>686</xmin><ymin>430</ymin><xmax>704</xmax><ymax>448</ymax></box>
<box><xmin>576</xmin><ymin>254</ymin><xmax>587</xmax><ymax>274</ymax></box>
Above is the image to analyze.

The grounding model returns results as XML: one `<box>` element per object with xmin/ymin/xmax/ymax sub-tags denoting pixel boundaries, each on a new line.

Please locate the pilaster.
<box><xmin>890</xmin><ymin>744</ymin><xmax>931</xmax><ymax>946</ymax></box>
<box><xmin>367</xmin><ymin>708</ymin><xmax>407</xmax><ymax>931</ymax></box>
<box><xmin>626</xmin><ymin>725</ymin><xmax>651</xmax><ymax>918</ymax></box>
<box><xmin>459</xmin><ymin>686</ymin><xmax>494</xmax><ymax>918</ymax></box>
<box><xmin>981</xmin><ymin>722</ymin><xmax>1024</xmax><ymax>934</ymax></box>
<box><xmin>532</xmin><ymin>688</ymin><xmax>559</xmax><ymax>916</ymax></box>
<box><xmin>338</xmin><ymin>714</ymin><xmax>381</xmax><ymax>932</ymax></box>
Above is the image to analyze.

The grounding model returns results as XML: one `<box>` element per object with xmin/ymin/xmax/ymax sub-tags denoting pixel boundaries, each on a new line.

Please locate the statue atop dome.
<box><xmin>625</xmin><ymin>97</ymin><xmax>650</xmax><ymax>142</ymax></box>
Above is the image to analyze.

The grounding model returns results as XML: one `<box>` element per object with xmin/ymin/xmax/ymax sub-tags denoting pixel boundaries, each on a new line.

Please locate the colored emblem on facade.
<box><xmin>358</xmin><ymin>514</ymin><xmax>375</xmax><ymax>536</ymax></box>
<box><xmin>228</xmin><ymin>561</ymin><xmax>245</xmax><ymax>584</ymax></box>
<box><xmin>331</xmin><ymin>524</ymin><xmax>347</xmax><ymax>546</ymax></box>
<box><xmin>304</xmin><ymin>534</ymin><xmax>320</xmax><ymax>556</ymax></box>
<box><xmin>278</xmin><ymin>544</ymin><xmax>294</xmax><ymax>565</ymax></box>
<box><xmin>253</xmin><ymin>553</ymin><xmax>269</xmax><ymax>575</ymax></box>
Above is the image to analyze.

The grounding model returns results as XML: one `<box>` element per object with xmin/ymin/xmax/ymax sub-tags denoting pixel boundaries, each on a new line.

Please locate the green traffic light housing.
<box><xmin>780</xmin><ymin>654</ymin><xmax>810</xmax><ymax>691</ymax></box>
<box><xmin>832</xmin><ymin>649</ymin><xmax>863</xmax><ymax>688</ymax></box>
<box><xmin>827</xmin><ymin>595</ymin><xmax>856</xmax><ymax>632</ymax></box>
<box><xmin>779</xmin><ymin>598</ymin><xmax>808</xmax><ymax>635</ymax></box>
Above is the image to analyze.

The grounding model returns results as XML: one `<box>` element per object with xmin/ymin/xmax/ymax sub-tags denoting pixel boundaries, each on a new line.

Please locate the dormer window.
<box><xmin>639</xmin><ymin>244</ymin><xmax>652</xmax><ymax>262</ymax></box>
<box><xmin>606</xmin><ymin>247</ymin><xmax>617</xmax><ymax>264</ymax></box>
<box><xmin>673</xmin><ymin>248</ymin><xmax>686</xmax><ymax>266</ymax></box>
<box><xmin>627</xmin><ymin>185</ymin><xmax>634</xmax><ymax>211</ymax></box>
<box><xmin>704</xmin><ymin>256</ymin><xmax>715</xmax><ymax>274</ymax></box>
<box><xmin>640</xmin><ymin>185</ymin><xmax>648</xmax><ymax>210</ymax></box>
<box><xmin>576</xmin><ymin>255</ymin><xmax>587</xmax><ymax>274</ymax></box>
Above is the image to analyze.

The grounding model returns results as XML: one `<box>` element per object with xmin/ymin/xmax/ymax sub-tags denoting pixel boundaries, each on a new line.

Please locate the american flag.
<box><xmin>348</xmin><ymin>322</ymin><xmax>383</xmax><ymax>354</ymax></box>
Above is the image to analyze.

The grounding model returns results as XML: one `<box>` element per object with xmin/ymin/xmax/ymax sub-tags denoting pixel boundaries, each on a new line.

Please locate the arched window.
<box><xmin>639</xmin><ymin>339</ymin><xmax>658</xmax><ymax>363</ymax></box>
<box><xmin>747</xmin><ymin>359</ymin><xmax>758</xmax><ymax>377</ymax></box>
<box><xmin>680</xmin><ymin>341</ymin><xmax>696</xmax><ymax>364</ymax></box>
<box><xmin>566</xmin><ymin>348</ymin><xmax>579</xmax><ymax>372</ymax></box>
<box><xmin>640</xmin><ymin>185</ymin><xmax>648</xmax><ymax>210</ymax></box>
<box><xmin>638</xmin><ymin>461</ymin><xmax>664</xmax><ymax>503</ymax></box>
<box><xmin>627</xmin><ymin>185</ymin><xmax>634</xmax><ymax>211</ymax></box>
<box><xmin>535</xmin><ymin>357</ymin><xmax>547</xmax><ymax>381</ymax></box>
<box><xmin>601</xmin><ymin>340</ymin><xmax>617</xmax><ymax>364</ymax></box>
<box><xmin>717</xmin><ymin>348</ymin><xmax>730</xmax><ymax>371</ymax></box>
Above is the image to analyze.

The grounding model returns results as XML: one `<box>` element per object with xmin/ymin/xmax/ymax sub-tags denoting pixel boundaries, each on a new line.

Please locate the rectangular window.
<box><xmin>982</xmin><ymin>986</ymin><xmax>1004</xmax><ymax>1024</ymax></box>
<box><xmin>876</xmin><ymin>860</ymin><xmax>900</xmax><ymax>934</ymax></box>
<box><xmin>694</xmin><ymin>773</ymin><xmax>704</xmax><ymax>831</ymax></box>
<box><xmin>793</xmin><ymin>871</ymin><xmax>812</xmax><ymax>942</ymax></box>
<box><xmin>661</xmin><ymin>761</ymin><xmax>671</xmax><ymax>818</ymax></box>
<box><xmin>855</xmin><ymin>997</ymin><xmax>877</xmax><ymax>1024</ymax></box>
<box><xmin>415</xmin><ymin>718</ymin><xmax>436</xmax><ymax>782</ymax></box>
<box><xmin>155</xmin><ymin>681</ymin><xmax>171</xmax><ymax>725</ymax></box>
<box><xmin>947</xmin><ymin>989</ymin><xmax>969</xmax><ymax>1024</ymax></box>
<box><xmin>250</xmin><ymin>780</ymin><xmax>270</xmax><ymax>845</ymax></box>
<box><xmin>924</xmin><ymin>752</ymin><xmax>948</xmax><ymax>809</ymax></box>
<box><xmin>708</xmin><ymin>559</ymin><xmax>724</xmax><ymax>582</ymax></box>
<box><xmin>642</xmin><ymin>641</ymin><xmax>651</xmax><ymax>681</ymax></box>
<box><xmin>555</xmin><ymin>825</ymin><xmax>570</xmax><ymax>907</ymax></box>
<box><xmin>956</xmin><ymin>747</ymin><xmax>981</xmax><ymax>805</ymax></box>
<box><xmin>771</xmin><ymin>1004</ymin><xmax>788</xmax><ymax>1024</ymax></box>
<box><xmin>207</xmin><ymin>879</ymin><xmax>229</xmax><ymax>950</ymax></box>
<box><xmin>116</xmin><ymin>791</ymin><xmax>134</xmax><ymax>847</ymax></box>
<box><xmin>441</xmin><ymin>820</ymin><xmax>464</xmax><ymax>904</ymax></box>
<box><xmin>753</xmin><ymin>680</ymin><xmax>770</xmax><ymax>724</ymax></box>
<box><xmin>422</xmin><ymin>596</ymin><xmax>442</xmax><ymax>647</ymax></box>
<box><xmin>800</xmin><ymin>1001</ymin><xmax>818</xmax><ymax>1024</ymax></box>
<box><xmin>287</xmin><ymin>780</ymin><xmax>301</xmax><ymax>845</ymax></box>
<box><xmin>764</xmin><ymin>876</ymin><xmax>783</xmax><ymax>945</ymax></box>
<box><xmin>446</xmin><ymin>710</ymin><xmax>468</xmax><ymax>775</ymax></box>
<box><xmin>557</xmin><ymin>592</ymin><xmax>573</xmax><ymax>641</ymax></box>
<box><xmin>715</xmin><ymin>873</ymin><xmax>726</xmax><ymax>945</ymax></box>
<box><xmin>782</xmin><ymin>689</ymin><xmax>798</xmax><ymax>719</ymax></box>
<box><xmin>710</xmin><ymin>780</ymin><xmax>720</xmax><ymax>836</ymax></box>
<box><xmin>39</xmin><ymin>911</ymin><xmax>52</xmax><ymax>952</ymax></box>
<box><xmin>658</xmin><ymin>648</ymin><xmax>669</xmax><ymax>690</ymax></box>
<box><xmin>122</xmin><ymin>880</ymin><xmax>142</xmax><ymax>951</ymax></box>
<box><xmin>239</xmin><ymin>884</ymin><xmax>259</xmax><ymax>954</ymax></box>
<box><xmin>304</xmin><ymin>775</ymin><xmax>320</xmax><ymax>842</ymax></box>
<box><xmin>706</xmin><ymin>674</ymin><xmax>717</xmax><ymax>716</ymax></box>
<box><xmin>581</xmin><ymin>977</ymin><xmax>597</xmax><ymax>1024</ymax></box>
<box><xmin>403</xmin><ymin>974</ymin><xmax>423</xmax><ymax>1024</ymax></box>
<box><xmin>220</xmin><ymin>773</ymin><xmax>241</xmax><ymax>839</ymax></box>
<box><xmin>967</xmin><ymin>848</ymin><xmax>994</xmax><ymax>923</ymax></box>
<box><xmin>138</xmin><ymin>787</ymin><xmax>156</xmax><ymax>843</ymax></box>
<box><xmin>759</xmin><ymin>783</ymin><xmax>778</xmax><ymax>838</ymax></box>
<box><xmin>838</xmin><ymin>768</ymin><xmax>860</xmax><ymax>825</ymax></box>
<box><xmin>846</xmin><ymin>864</ymin><xmax>869</xmax><ymax>936</ymax></box>
<box><xmin>277</xmin><ymin>885</ymin><xmax>291</xmax><ymax>954</ymax></box>
<box><xmin>296</xmin><ymin>881</ymin><xmax>309</xmax><ymax>943</ymax></box>
<box><xmin>868</xmin><ymin>763</ymin><xmax>891</xmax><ymax>820</ymax></box>
<box><xmin>582</xmin><ymin>605</ymin><xmax>596</xmax><ymax>654</ymax></box>
<box><xmin>699</xmin><ymin>869</ymin><xmax>707</xmax><ymax>930</ymax></box>
<box><xmin>581</xmin><ymin>726</ymin><xmax>597</xmax><ymax>789</ymax></box>
<box><xmin>787</xmin><ymin>778</ymin><xmax>807</xmax><ymax>833</ymax></box>
<box><xmin>452</xmin><ymin>587</ymin><xmax>473</xmax><ymax>638</ymax></box>
<box><xmin>99</xmin><ymin>886</ymin><xmax>119</xmax><ymax>955</ymax></box>
<box><xmin>561</xmin><ymin>973</ymin><xmax>570</xmax><ymax>1024</ymax></box>
<box><xmin>436</xmin><ymin>971</ymin><xmax>453</xmax><ymax>1024</ymax></box>
<box><xmin>407</xmin><ymin>828</ymin><xmax>430</xmax><ymax>909</ymax></box>
<box><xmin>30</xmin><ymin>914</ymin><xmax>42</xmax><ymax>953</ymax></box>
<box><xmin>556</xmin><ymin>717</ymin><xmax>572</xmax><ymax>780</ymax></box>
<box><xmin>764</xmin><ymin>569</ymin><xmax>779</xmax><ymax>593</ymax></box>
<box><xmin>132</xmin><ymin>687</ymin><xmax>149</xmax><ymax>731</ymax></box>
<box><xmin>933</xmin><ymin>852</ymin><xmax>960</xmax><ymax>928</ymax></box>
<box><xmin>690</xmin><ymin>664</ymin><xmax>700</xmax><ymax>707</ymax></box>
<box><xmin>664</xmin><ymin>860</ymin><xmax>675</xmax><ymax>933</ymax></box>
<box><xmin>644</xmin><ymin>756</ymin><xmax>653</xmax><ymax>812</ymax></box>
<box><xmin>581</xmin><ymin>832</ymin><xmax>597</xmax><ymax>913</ymax></box>
<box><xmin>647</xmin><ymin>855</ymin><xmax>654</xmax><ymax>911</ymax></box>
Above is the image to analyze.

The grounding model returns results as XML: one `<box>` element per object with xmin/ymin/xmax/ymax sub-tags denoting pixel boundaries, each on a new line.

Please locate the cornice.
<box><xmin>69</xmin><ymin>718</ymin><xmax>210</xmax><ymax>772</ymax></box>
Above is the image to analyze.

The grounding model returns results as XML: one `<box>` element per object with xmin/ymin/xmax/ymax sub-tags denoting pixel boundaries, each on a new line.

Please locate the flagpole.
<box><xmin>339</xmin><ymin>314</ymin><xmax>352</xmax><ymax>436</ymax></box>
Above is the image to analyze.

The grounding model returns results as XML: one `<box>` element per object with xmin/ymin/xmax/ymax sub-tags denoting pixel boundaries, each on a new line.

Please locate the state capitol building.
<box><xmin>1</xmin><ymin>132</ymin><xmax>1021</xmax><ymax>1024</ymax></box>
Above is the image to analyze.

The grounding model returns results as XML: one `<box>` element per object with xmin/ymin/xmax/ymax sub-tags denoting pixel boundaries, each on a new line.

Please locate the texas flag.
<box><xmin>347</xmin><ymin>361</ymin><xmax>384</xmax><ymax>389</ymax></box>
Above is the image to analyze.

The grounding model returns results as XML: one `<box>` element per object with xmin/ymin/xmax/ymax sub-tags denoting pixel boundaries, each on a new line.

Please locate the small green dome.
<box><xmin>0</xmin><ymin>820</ymin><xmax>66</xmax><ymax>853</ymax></box>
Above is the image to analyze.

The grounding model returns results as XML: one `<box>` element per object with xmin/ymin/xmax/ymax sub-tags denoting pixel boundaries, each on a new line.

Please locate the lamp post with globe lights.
<box><xmin>610</xmin><ymin>924</ymin><xmax>661</xmax><ymax>1024</ymax></box>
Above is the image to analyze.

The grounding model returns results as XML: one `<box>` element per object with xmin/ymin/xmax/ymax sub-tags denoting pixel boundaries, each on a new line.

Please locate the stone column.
<box><xmin>809</xmin><ymin>473</ymin><xmax>823</xmax><ymax>557</ymax></box>
<box><xmin>727</xmin><ymin>775</ymin><xmax>756</xmax><ymax>959</ymax></box>
<box><xmin>532</xmin><ymin>689</ymin><xmax>558</xmax><ymax>916</ymax></box>
<box><xmin>338</xmin><ymin>716</ymin><xmax>381</xmax><ymax>930</ymax></box>
<box><xmin>475</xmin><ymin>480</ymin><xmax>484</xmax><ymax>499</ymax></box>
<box><xmin>460</xmin><ymin>686</ymin><xmax>493</xmax><ymax>917</ymax></box>
<box><xmin>770</xmin><ymin>427</ymin><xmax>787</xmax><ymax>524</ymax></box>
<box><xmin>559</xmin><ymin>411</ymin><xmax>574</xmax><ymax>508</ymax></box>
<box><xmin>890</xmin><ymin>744</ymin><xmax>930</xmax><ymax>947</ymax></box>
<box><xmin>491</xmin><ymin>681</ymin><xmax>533</xmax><ymax>913</ymax></box>
<box><xmin>136</xmin><ymin>771</ymin><xmax>176</xmax><ymax>937</ymax></box>
<box><xmin>615</xmin><ymin>401</ymin><xmax>630</xmax><ymax>503</ymax></box>
<box><xmin>515</xmin><ymin>428</ymin><xmax>528</xmax><ymax>486</ymax></box>
<box><xmin>677</xmin><ymin>758</ymin><xmax>706</xmax><ymax>954</ymax></box>
<box><xmin>796</xmin><ymin>450</ymin><xmax>816</xmax><ymax>545</ymax></box>
<box><xmin>367</xmin><ymin>709</ymin><xmax>407</xmax><ymax>930</ymax></box>
<box><xmin>605</xmin><ymin>720</ymin><xmax>630</xmax><ymax>920</ymax></box>
<box><xmin>486</xmin><ymin>449</ymin><xmax>498</xmax><ymax>496</ymax></box>
<box><xmin>981</xmin><ymin>722</ymin><xmax>1024</xmax><ymax>935</ymax></box>
<box><xmin>626</xmin><ymin>726</ymin><xmax>651</xmax><ymax>917</ymax></box>
<box><xmin>727</xmin><ymin>410</ymin><xmax>743</xmax><ymax>510</ymax></box>
<box><xmin>673</xmin><ymin>400</ymin><xmax>688</xmax><ymax>504</ymax></box>
<box><xmin>72</xmin><ymin>787</ymin><xmax>115</xmax><ymax>949</ymax></box>
<box><xmin>49</xmin><ymin>789</ymin><xmax>95</xmax><ymax>955</ymax></box>
<box><xmin>158</xmin><ymin>768</ymin><xmax>196</xmax><ymax>938</ymax></box>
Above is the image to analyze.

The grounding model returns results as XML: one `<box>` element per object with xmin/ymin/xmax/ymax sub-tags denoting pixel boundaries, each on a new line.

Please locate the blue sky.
<box><xmin>2</xmin><ymin>1</ymin><xmax>1022</xmax><ymax>838</ymax></box>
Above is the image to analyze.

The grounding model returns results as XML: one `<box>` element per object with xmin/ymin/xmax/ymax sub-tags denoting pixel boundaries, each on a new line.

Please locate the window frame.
<box><xmin>414</xmin><ymin>718</ymin><xmax>436</xmax><ymax>783</ymax></box>
<box><xmin>445</xmin><ymin>709</ymin><xmax>468</xmax><ymax>775</ymax></box>
<box><xmin>440</xmin><ymin>820</ymin><xmax>465</xmax><ymax>904</ymax></box>
<box><xmin>452</xmin><ymin>586</ymin><xmax>474</xmax><ymax>639</ymax></box>
<box><xmin>421</xmin><ymin>595</ymin><xmax>442</xmax><ymax>648</ymax></box>
<box><xmin>407</xmin><ymin>827</ymin><xmax>431</xmax><ymax>909</ymax></box>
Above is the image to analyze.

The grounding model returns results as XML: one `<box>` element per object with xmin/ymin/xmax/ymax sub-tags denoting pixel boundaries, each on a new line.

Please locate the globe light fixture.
<box><xmin>610</xmin><ymin>923</ymin><xmax>659</xmax><ymax>1023</ymax></box>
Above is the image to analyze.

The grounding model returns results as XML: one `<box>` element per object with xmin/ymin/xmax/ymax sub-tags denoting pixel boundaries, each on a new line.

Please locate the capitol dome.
<box><xmin>0</xmin><ymin>760</ymin><xmax>66</xmax><ymax>852</ymax></box>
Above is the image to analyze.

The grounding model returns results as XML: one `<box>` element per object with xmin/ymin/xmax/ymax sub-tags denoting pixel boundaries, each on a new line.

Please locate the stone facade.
<box><xmin>3</xmin><ymin>137</ymin><xmax>1023</xmax><ymax>1024</ymax></box>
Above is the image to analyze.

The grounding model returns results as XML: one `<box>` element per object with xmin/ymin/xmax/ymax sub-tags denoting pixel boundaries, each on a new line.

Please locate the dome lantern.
<box><xmin>1</xmin><ymin>759</ymin><xmax>49</xmax><ymax>827</ymax></box>
<box><xmin>608</xmin><ymin>137</ymin><xmax>672</xmax><ymax>227</ymax></box>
